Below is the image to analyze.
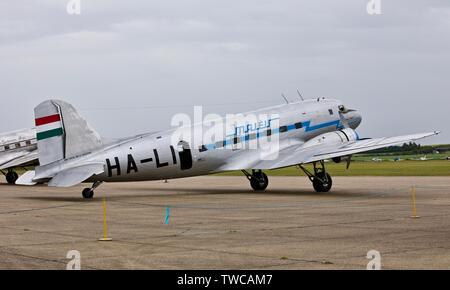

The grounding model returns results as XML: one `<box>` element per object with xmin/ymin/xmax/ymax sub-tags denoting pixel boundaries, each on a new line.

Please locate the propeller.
<box><xmin>338</xmin><ymin>105</ymin><xmax>356</xmax><ymax>169</ymax></box>
<box><xmin>338</xmin><ymin>105</ymin><xmax>356</xmax><ymax>129</ymax></box>
<box><xmin>346</xmin><ymin>155</ymin><xmax>352</xmax><ymax>170</ymax></box>
<box><xmin>339</xmin><ymin>110</ymin><xmax>350</xmax><ymax>129</ymax></box>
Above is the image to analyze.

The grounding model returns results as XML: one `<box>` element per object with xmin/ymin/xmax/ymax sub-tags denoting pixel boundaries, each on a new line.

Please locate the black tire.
<box><xmin>312</xmin><ymin>172</ymin><xmax>332</xmax><ymax>193</ymax></box>
<box><xmin>6</xmin><ymin>171</ymin><xmax>19</xmax><ymax>185</ymax></box>
<box><xmin>250</xmin><ymin>172</ymin><xmax>269</xmax><ymax>191</ymax></box>
<box><xmin>82</xmin><ymin>188</ymin><xmax>94</xmax><ymax>199</ymax></box>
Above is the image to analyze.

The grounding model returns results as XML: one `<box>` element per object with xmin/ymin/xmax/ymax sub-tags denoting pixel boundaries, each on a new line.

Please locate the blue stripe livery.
<box><xmin>202</xmin><ymin>119</ymin><xmax>342</xmax><ymax>151</ymax></box>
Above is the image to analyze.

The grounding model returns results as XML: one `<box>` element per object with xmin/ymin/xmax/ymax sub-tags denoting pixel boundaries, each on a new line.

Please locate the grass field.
<box><xmin>217</xmin><ymin>160</ymin><xmax>450</xmax><ymax>176</ymax></box>
<box><xmin>352</xmin><ymin>153</ymin><xmax>446</xmax><ymax>162</ymax></box>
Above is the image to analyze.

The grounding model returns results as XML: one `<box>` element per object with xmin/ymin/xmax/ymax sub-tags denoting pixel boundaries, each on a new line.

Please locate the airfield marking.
<box><xmin>165</xmin><ymin>206</ymin><xmax>171</xmax><ymax>225</ymax></box>
<box><xmin>99</xmin><ymin>197</ymin><xmax>113</xmax><ymax>241</ymax></box>
<box><xmin>410</xmin><ymin>186</ymin><xmax>421</xmax><ymax>219</ymax></box>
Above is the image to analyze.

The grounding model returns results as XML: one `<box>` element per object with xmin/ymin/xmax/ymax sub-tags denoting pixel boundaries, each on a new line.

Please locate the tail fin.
<box><xmin>35</xmin><ymin>100</ymin><xmax>102</xmax><ymax>166</ymax></box>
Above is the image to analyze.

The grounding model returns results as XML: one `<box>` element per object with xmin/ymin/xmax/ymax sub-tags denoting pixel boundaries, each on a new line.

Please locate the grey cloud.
<box><xmin>0</xmin><ymin>0</ymin><xmax>449</xmax><ymax>144</ymax></box>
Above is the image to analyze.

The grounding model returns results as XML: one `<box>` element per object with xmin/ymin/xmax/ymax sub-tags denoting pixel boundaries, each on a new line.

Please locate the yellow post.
<box><xmin>410</xmin><ymin>185</ymin><xmax>420</xmax><ymax>219</ymax></box>
<box><xmin>99</xmin><ymin>197</ymin><xmax>113</xmax><ymax>241</ymax></box>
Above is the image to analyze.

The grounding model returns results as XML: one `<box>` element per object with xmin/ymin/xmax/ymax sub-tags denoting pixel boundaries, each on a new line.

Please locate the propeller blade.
<box><xmin>346</xmin><ymin>155</ymin><xmax>352</xmax><ymax>170</ymax></box>
<box><xmin>339</xmin><ymin>111</ymin><xmax>350</xmax><ymax>129</ymax></box>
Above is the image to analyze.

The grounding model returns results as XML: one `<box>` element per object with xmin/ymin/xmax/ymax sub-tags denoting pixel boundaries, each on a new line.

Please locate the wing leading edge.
<box><xmin>0</xmin><ymin>150</ymin><xmax>39</xmax><ymax>170</ymax></box>
<box><xmin>253</xmin><ymin>131</ymin><xmax>440</xmax><ymax>170</ymax></box>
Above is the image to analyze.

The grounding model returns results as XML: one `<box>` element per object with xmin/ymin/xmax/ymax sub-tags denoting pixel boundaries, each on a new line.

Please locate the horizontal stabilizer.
<box><xmin>48</xmin><ymin>163</ymin><xmax>104</xmax><ymax>188</ymax></box>
<box><xmin>16</xmin><ymin>171</ymin><xmax>37</xmax><ymax>186</ymax></box>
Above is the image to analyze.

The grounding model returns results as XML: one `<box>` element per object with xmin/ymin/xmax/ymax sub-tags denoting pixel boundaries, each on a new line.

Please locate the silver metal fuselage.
<box><xmin>36</xmin><ymin>99</ymin><xmax>362</xmax><ymax>183</ymax></box>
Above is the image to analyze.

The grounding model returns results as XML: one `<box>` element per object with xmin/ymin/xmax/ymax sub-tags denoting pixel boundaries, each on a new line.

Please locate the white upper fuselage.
<box><xmin>34</xmin><ymin>98</ymin><xmax>362</xmax><ymax>182</ymax></box>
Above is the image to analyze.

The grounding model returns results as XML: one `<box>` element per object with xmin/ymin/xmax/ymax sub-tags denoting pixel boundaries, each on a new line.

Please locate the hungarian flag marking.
<box><xmin>35</xmin><ymin>114</ymin><xmax>63</xmax><ymax>140</ymax></box>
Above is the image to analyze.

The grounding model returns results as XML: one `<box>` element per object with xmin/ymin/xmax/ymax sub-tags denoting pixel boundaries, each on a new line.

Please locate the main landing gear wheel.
<box><xmin>312</xmin><ymin>172</ymin><xmax>332</xmax><ymax>193</ymax></box>
<box><xmin>243</xmin><ymin>170</ymin><xmax>269</xmax><ymax>191</ymax></box>
<box><xmin>82</xmin><ymin>181</ymin><xmax>103</xmax><ymax>199</ymax></box>
<box><xmin>298</xmin><ymin>160</ymin><xmax>333</xmax><ymax>193</ymax></box>
<box><xmin>6</xmin><ymin>171</ymin><xmax>19</xmax><ymax>185</ymax></box>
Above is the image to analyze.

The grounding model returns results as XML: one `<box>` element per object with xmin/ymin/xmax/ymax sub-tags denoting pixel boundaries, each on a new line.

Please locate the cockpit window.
<box><xmin>328</xmin><ymin>109</ymin><xmax>334</xmax><ymax>115</ymax></box>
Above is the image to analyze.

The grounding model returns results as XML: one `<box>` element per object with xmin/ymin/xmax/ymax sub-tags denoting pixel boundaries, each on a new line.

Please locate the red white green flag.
<box><xmin>35</xmin><ymin>114</ymin><xmax>63</xmax><ymax>141</ymax></box>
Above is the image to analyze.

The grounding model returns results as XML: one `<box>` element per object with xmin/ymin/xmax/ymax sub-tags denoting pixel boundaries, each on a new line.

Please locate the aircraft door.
<box><xmin>177</xmin><ymin>141</ymin><xmax>193</xmax><ymax>170</ymax></box>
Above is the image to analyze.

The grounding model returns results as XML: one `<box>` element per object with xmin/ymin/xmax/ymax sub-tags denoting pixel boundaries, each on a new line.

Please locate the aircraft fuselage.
<box><xmin>34</xmin><ymin>98</ymin><xmax>361</xmax><ymax>183</ymax></box>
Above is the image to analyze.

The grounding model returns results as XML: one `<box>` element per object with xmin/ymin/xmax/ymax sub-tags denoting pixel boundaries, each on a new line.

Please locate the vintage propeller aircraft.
<box><xmin>0</xmin><ymin>128</ymin><xmax>38</xmax><ymax>184</ymax></box>
<box><xmin>17</xmin><ymin>98</ymin><xmax>439</xmax><ymax>198</ymax></box>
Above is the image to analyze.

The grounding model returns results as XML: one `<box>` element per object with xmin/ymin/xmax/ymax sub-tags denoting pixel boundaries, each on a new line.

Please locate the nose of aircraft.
<box><xmin>345</xmin><ymin>111</ymin><xmax>362</xmax><ymax>129</ymax></box>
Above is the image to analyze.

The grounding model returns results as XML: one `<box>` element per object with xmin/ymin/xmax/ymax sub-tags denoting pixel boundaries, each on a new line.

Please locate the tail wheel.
<box><xmin>250</xmin><ymin>172</ymin><xmax>269</xmax><ymax>191</ymax></box>
<box><xmin>6</xmin><ymin>171</ymin><xmax>19</xmax><ymax>185</ymax></box>
<box><xmin>82</xmin><ymin>188</ymin><xmax>94</xmax><ymax>199</ymax></box>
<box><xmin>312</xmin><ymin>172</ymin><xmax>332</xmax><ymax>192</ymax></box>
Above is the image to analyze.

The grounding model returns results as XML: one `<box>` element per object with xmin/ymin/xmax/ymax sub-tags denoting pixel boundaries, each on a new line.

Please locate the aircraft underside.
<box><xmin>79</xmin><ymin>159</ymin><xmax>334</xmax><ymax>199</ymax></box>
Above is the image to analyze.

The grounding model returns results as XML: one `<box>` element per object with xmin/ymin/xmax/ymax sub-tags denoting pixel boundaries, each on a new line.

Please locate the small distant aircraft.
<box><xmin>17</xmin><ymin>98</ymin><xmax>439</xmax><ymax>198</ymax></box>
<box><xmin>0</xmin><ymin>128</ymin><xmax>38</xmax><ymax>184</ymax></box>
<box><xmin>411</xmin><ymin>155</ymin><xmax>431</xmax><ymax>161</ymax></box>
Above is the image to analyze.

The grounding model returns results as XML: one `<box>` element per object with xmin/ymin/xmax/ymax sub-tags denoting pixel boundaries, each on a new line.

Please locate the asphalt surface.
<box><xmin>0</xmin><ymin>176</ymin><xmax>449</xmax><ymax>269</ymax></box>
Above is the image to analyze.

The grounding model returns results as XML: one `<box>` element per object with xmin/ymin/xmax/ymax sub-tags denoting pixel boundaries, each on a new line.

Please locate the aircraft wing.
<box><xmin>0</xmin><ymin>150</ymin><xmax>39</xmax><ymax>170</ymax></box>
<box><xmin>252</xmin><ymin>131</ymin><xmax>439</xmax><ymax>170</ymax></box>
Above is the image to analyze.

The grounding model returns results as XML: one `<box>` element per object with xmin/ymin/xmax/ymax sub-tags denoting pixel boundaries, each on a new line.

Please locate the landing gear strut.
<box><xmin>298</xmin><ymin>161</ymin><xmax>333</xmax><ymax>192</ymax></box>
<box><xmin>3</xmin><ymin>170</ymin><xmax>19</xmax><ymax>185</ymax></box>
<box><xmin>243</xmin><ymin>169</ymin><xmax>269</xmax><ymax>191</ymax></box>
<box><xmin>82</xmin><ymin>181</ymin><xmax>103</xmax><ymax>199</ymax></box>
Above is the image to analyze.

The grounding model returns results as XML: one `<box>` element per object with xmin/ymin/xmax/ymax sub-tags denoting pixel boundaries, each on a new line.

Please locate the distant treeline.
<box><xmin>361</xmin><ymin>142</ymin><xmax>450</xmax><ymax>155</ymax></box>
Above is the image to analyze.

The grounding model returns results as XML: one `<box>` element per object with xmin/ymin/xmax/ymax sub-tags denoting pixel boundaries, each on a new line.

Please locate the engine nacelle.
<box><xmin>332</xmin><ymin>156</ymin><xmax>342</xmax><ymax>163</ymax></box>
<box><xmin>302</xmin><ymin>128</ymin><xmax>358</xmax><ymax>149</ymax></box>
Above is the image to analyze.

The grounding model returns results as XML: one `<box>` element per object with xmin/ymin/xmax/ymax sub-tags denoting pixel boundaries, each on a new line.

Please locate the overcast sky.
<box><xmin>0</xmin><ymin>0</ymin><xmax>449</xmax><ymax>144</ymax></box>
